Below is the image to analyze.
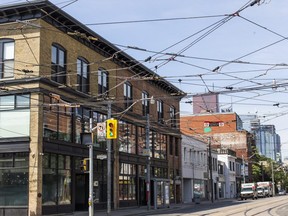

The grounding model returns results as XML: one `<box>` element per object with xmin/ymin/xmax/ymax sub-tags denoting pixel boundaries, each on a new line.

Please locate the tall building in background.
<box><xmin>257</xmin><ymin>125</ymin><xmax>278</xmax><ymax>161</ymax></box>
<box><xmin>240</xmin><ymin>115</ymin><xmax>280</xmax><ymax>162</ymax></box>
<box><xmin>193</xmin><ymin>93</ymin><xmax>219</xmax><ymax>114</ymax></box>
<box><xmin>239</xmin><ymin>115</ymin><xmax>260</xmax><ymax>132</ymax></box>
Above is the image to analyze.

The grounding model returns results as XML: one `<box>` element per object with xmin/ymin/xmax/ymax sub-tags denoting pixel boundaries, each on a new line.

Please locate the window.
<box><xmin>169</xmin><ymin>106</ymin><xmax>177</xmax><ymax>127</ymax></box>
<box><xmin>142</xmin><ymin>91</ymin><xmax>149</xmax><ymax>115</ymax></box>
<box><xmin>157</xmin><ymin>100</ymin><xmax>164</xmax><ymax>123</ymax></box>
<box><xmin>154</xmin><ymin>133</ymin><xmax>167</xmax><ymax>159</ymax></box>
<box><xmin>43</xmin><ymin>95</ymin><xmax>72</xmax><ymax>142</ymax></box>
<box><xmin>184</xmin><ymin>147</ymin><xmax>186</xmax><ymax>162</ymax></box>
<box><xmin>0</xmin><ymin>39</ymin><xmax>14</xmax><ymax>79</ymax></box>
<box><xmin>43</xmin><ymin>153</ymin><xmax>71</xmax><ymax>205</ymax></box>
<box><xmin>118</xmin><ymin>121</ymin><xmax>136</xmax><ymax>154</ymax></box>
<box><xmin>124</xmin><ymin>82</ymin><xmax>132</xmax><ymax>110</ymax></box>
<box><xmin>98</xmin><ymin>68</ymin><xmax>108</xmax><ymax>96</ymax></box>
<box><xmin>0</xmin><ymin>94</ymin><xmax>30</xmax><ymax>137</ymax></box>
<box><xmin>0</xmin><ymin>152</ymin><xmax>29</xmax><ymax>206</ymax></box>
<box><xmin>119</xmin><ymin>163</ymin><xmax>136</xmax><ymax>201</ymax></box>
<box><xmin>77</xmin><ymin>57</ymin><xmax>89</xmax><ymax>93</ymax></box>
<box><xmin>51</xmin><ymin>44</ymin><xmax>66</xmax><ymax>84</ymax></box>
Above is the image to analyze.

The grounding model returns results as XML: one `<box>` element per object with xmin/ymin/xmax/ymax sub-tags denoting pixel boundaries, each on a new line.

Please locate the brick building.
<box><xmin>180</xmin><ymin>112</ymin><xmax>255</xmax><ymax>182</ymax></box>
<box><xmin>0</xmin><ymin>1</ymin><xmax>185</xmax><ymax>215</ymax></box>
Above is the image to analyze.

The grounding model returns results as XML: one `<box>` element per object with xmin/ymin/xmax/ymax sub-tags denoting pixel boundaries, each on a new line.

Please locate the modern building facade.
<box><xmin>0</xmin><ymin>1</ymin><xmax>185</xmax><ymax>215</ymax></box>
<box><xmin>240</xmin><ymin>114</ymin><xmax>280</xmax><ymax>161</ymax></box>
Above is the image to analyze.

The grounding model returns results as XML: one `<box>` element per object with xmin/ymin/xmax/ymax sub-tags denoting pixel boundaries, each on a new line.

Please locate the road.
<box><xmin>146</xmin><ymin>196</ymin><xmax>288</xmax><ymax>216</ymax></box>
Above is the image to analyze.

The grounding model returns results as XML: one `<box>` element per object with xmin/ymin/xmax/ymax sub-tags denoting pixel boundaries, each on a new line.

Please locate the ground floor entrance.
<box><xmin>75</xmin><ymin>173</ymin><xmax>89</xmax><ymax>211</ymax></box>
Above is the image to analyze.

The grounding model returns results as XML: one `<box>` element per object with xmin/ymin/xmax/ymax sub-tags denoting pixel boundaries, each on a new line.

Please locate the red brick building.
<box><xmin>180</xmin><ymin>112</ymin><xmax>255</xmax><ymax>181</ymax></box>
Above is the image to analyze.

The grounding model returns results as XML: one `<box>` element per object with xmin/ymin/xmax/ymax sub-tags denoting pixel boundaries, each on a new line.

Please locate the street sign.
<box><xmin>142</xmin><ymin>148</ymin><xmax>150</xmax><ymax>156</ymax></box>
<box><xmin>204</xmin><ymin>127</ymin><xmax>212</xmax><ymax>133</ymax></box>
<box><xmin>97</xmin><ymin>154</ymin><xmax>107</xmax><ymax>160</ymax></box>
<box><xmin>97</xmin><ymin>122</ymin><xmax>106</xmax><ymax>141</ymax></box>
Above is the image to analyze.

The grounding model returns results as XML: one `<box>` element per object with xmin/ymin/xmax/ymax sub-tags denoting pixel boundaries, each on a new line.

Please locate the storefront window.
<box><xmin>0</xmin><ymin>153</ymin><xmax>29</xmax><ymax>206</ymax></box>
<box><xmin>119</xmin><ymin>163</ymin><xmax>136</xmax><ymax>200</ymax></box>
<box><xmin>58</xmin><ymin>156</ymin><xmax>71</xmax><ymax>205</ymax></box>
<box><xmin>43</xmin><ymin>153</ymin><xmax>71</xmax><ymax>206</ymax></box>
<box><xmin>194</xmin><ymin>179</ymin><xmax>205</xmax><ymax>199</ymax></box>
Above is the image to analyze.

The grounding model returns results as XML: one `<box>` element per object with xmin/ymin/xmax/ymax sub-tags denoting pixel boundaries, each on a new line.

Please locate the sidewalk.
<box><xmin>67</xmin><ymin>204</ymin><xmax>184</xmax><ymax>216</ymax></box>
<box><xmin>65</xmin><ymin>199</ymin><xmax>225</xmax><ymax>216</ymax></box>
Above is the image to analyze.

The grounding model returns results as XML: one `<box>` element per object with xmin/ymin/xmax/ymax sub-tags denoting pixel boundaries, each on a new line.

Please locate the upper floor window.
<box><xmin>51</xmin><ymin>44</ymin><xmax>66</xmax><ymax>84</ymax></box>
<box><xmin>169</xmin><ymin>106</ymin><xmax>176</xmax><ymax>127</ymax></box>
<box><xmin>142</xmin><ymin>91</ymin><xmax>149</xmax><ymax>115</ymax></box>
<box><xmin>98</xmin><ymin>68</ymin><xmax>108</xmax><ymax>96</ymax></box>
<box><xmin>124</xmin><ymin>82</ymin><xmax>132</xmax><ymax>110</ymax></box>
<box><xmin>77</xmin><ymin>57</ymin><xmax>89</xmax><ymax>93</ymax></box>
<box><xmin>183</xmin><ymin>147</ymin><xmax>186</xmax><ymax>162</ymax></box>
<box><xmin>157</xmin><ymin>100</ymin><xmax>164</xmax><ymax>123</ymax></box>
<box><xmin>0</xmin><ymin>39</ymin><xmax>14</xmax><ymax>79</ymax></box>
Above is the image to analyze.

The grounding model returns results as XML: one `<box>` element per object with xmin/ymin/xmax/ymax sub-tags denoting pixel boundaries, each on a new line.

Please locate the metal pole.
<box><xmin>89</xmin><ymin>118</ymin><xmax>94</xmax><ymax>216</ymax></box>
<box><xmin>208</xmin><ymin>137</ymin><xmax>213</xmax><ymax>203</ymax></box>
<box><xmin>271</xmin><ymin>161</ymin><xmax>275</xmax><ymax>196</ymax></box>
<box><xmin>242</xmin><ymin>155</ymin><xmax>245</xmax><ymax>183</ymax></box>
<box><xmin>107</xmin><ymin>102</ymin><xmax>112</xmax><ymax>216</ymax></box>
<box><xmin>146</xmin><ymin>113</ymin><xmax>151</xmax><ymax>210</ymax></box>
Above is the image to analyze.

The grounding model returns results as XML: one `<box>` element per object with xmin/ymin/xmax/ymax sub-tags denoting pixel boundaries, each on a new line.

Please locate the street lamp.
<box><xmin>145</xmin><ymin>96</ymin><xmax>154</xmax><ymax>211</ymax></box>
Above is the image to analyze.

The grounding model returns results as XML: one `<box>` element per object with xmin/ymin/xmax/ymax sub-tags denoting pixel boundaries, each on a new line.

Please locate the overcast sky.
<box><xmin>2</xmin><ymin>0</ymin><xmax>288</xmax><ymax>159</ymax></box>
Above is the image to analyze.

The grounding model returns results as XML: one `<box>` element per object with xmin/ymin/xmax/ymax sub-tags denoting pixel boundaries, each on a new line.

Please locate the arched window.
<box><xmin>77</xmin><ymin>57</ymin><xmax>89</xmax><ymax>93</ymax></box>
<box><xmin>51</xmin><ymin>43</ymin><xmax>66</xmax><ymax>84</ymax></box>
<box><xmin>0</xmin><ymin>39</ymin><xmax>14</xmax><ymax>79</ymax></box>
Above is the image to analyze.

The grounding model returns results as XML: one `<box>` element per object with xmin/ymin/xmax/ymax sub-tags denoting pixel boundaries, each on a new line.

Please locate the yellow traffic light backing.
<box><xmin>80</xmin><ymin>158</ymin><xmax>89</xmax><ymax>172</ymax></box>
<box><xmin>106</xmin><ymin>119</ymin><xmax>118</xmax><ymax>139</ymax></box>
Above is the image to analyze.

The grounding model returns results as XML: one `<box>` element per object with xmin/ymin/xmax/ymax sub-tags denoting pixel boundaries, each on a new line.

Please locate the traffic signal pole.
<box><xmin>89</xmin><ymin>118</ymin><xmax>94</xmax><ymax>216</ymax></box>
<box><xmin>107</xmin><ymin>101</ymin><xmax>112</xmax><ymax>216</ymax></box>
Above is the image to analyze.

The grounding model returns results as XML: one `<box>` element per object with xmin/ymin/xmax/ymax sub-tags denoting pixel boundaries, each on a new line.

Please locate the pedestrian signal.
<box><xmin>106</xmin><ymin>119</ymin><xmax>118</xmax><ymax>139</ymax></box>
<box><xmin>80</xmin><ymin>158</ymin><xmax>89</xmax><ymax>172</ymax></box>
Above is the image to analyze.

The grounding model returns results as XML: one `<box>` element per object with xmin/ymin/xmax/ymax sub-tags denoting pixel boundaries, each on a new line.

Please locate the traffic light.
<box><xmin>106</xmin><ymin>119</ymin><xmax>118</xmax><ymax>139</ymax></box>
<box><xmin>80</xmin><ymin>158</ymin><xmax>89</xmax><ymax>172</ymax></box>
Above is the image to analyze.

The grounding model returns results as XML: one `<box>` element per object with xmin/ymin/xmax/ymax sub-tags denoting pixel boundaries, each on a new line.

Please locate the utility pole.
<box><xmin>208</xmin><ymin>137</ymin><xmax>213</xmax><ymax>203</ymax></box>
<box><xmin>242</xmin><ymin>155</ymin><xmax>245</xmax><ymax>183</ymax></box>
<box><xmin>89</xmin><ymin>117</ymin><xmax>94</xmax><ymax>216</ymax></box>
<box><xmin>146</xmin><ymin>111</ymin><xmax>151</xmax><ymax>210</ymax></box>
<box><xmin>107</xmin><ymin>101</ymin><xmax>112</xmax><ymax>216</ymax></box>
<box><xmin>271</xmin><ymin>161</ymin><xmax>275</xmax><ymax>196</ymax></box>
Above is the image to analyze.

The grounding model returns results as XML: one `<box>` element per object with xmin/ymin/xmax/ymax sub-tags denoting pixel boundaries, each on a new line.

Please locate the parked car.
<box><xmin>278</xmin><ymin>190</ymin><xmax>286</xmax><ymax>195</ymax></box>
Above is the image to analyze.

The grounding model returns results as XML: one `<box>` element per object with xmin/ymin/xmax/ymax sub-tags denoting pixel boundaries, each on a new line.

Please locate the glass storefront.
<box><xmin>119</xmin><ymin>163</ymin><xmax>136</xmax><ymax>201</ymax></box>
<box><xmin>42</xmin><ymin>153</ymin><xmax>71</xmax><ymax>205</ymax></box>
<box><xmin>0</xmin><ymin>152</ymin><xmax>29</xmax><ymax>206</ymax></box>
<box><xmin>193</xmin><ymin>179</ymin><xmax>205</xmax><ymax>199</ymax></box>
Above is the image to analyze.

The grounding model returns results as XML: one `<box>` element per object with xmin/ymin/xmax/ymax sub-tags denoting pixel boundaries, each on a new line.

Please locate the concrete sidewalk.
<box><xmin>67</xmin><ymin>204</ymin><xmax>184</xmax><ymax>216</ymax></box>
<box><xmin>65</xmin><ymin>199</ymin><xmax>222</xmax><ymax>216</ymax></box>
<box><xmin>54</xmin><ymin>199</ymin><xmax>239</xmax><ymax>216</ymax></box>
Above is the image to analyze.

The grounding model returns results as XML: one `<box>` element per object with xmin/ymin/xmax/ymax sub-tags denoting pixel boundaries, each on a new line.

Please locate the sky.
<box><xmin>2</xmin><ymin>0</ymin><xmax>288</xmax><ymax>159</ymax></box>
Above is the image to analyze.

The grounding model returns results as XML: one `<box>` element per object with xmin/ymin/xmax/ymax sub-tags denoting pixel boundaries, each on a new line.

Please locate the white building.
<box><xmin>217</xmin><ymin>149</ymin><xmax>237</xmax><ymax>199</ymax></box>
<box><xmin>181</xmin><ymin>135</ymin><xmax>219</xmax><ymax>202</ymax></box>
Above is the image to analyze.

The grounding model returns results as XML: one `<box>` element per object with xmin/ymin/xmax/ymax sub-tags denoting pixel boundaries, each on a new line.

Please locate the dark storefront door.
<box><xmin>75</xmin><ymin>174</ymin><xmax>89</xmax><ymax>211</ymax></box>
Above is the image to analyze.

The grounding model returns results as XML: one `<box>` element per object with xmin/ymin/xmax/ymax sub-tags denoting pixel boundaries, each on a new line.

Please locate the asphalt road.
<box><xmin>143</xmin><ymin>195</ymin><xmax>288</xmax><ymax>216</ymax></box>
